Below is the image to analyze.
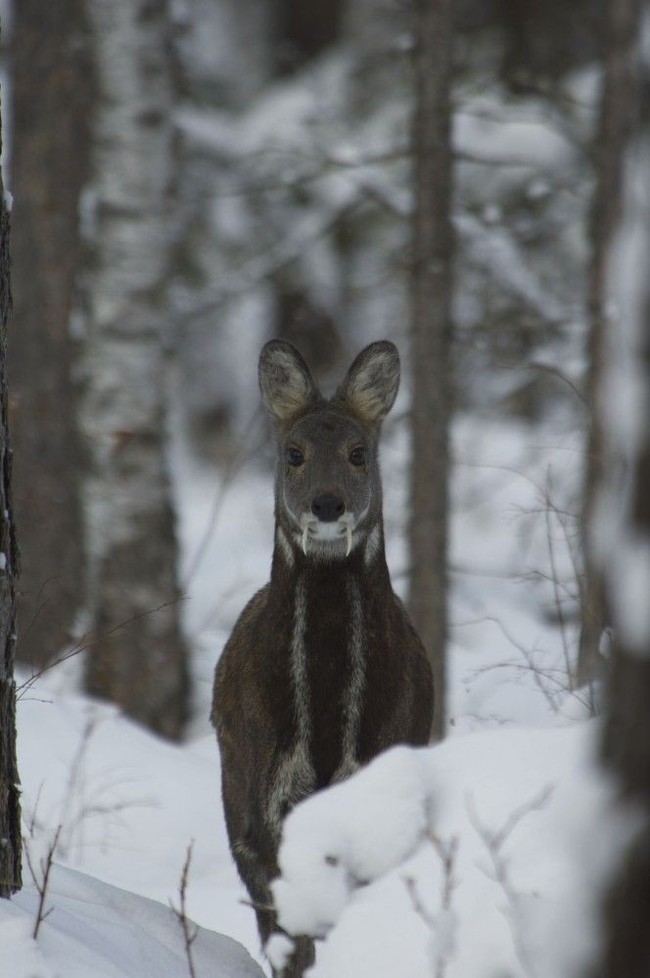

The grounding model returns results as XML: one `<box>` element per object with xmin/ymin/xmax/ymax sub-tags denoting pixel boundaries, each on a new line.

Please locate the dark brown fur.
<box><xmin>212</xmin><ymin>341</ymin><xmax>433</xmax><ymax>977</ymax></box>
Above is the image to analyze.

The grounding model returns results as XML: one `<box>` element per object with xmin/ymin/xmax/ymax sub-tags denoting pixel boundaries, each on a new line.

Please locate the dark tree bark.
<box><xmin>273</xmin><ymin>0</ymin><xmax>344</xmax><ymax>75</ymax></box>
<box><xmin>599</xmin><ymin>211</ymin><xmax>650</xmax><ymax>975</ymax></box>
<box><xmin>9</xmin><ymin>0</ymin><xmax>92</xmax><ymax>670</ymax></box>
<box><xmin>577</xmin><ymin>0</ymin><xmax>641</xmax><ymax>691</ymax></box>
<box><xmin>500</xmin><ymin>0</ymin><xmax>604</xmax><ymax>90</ymax></box>
<box><xmin>591</xmin><ymin>2</ymin><xmax>650</xmax><ymax>973</ymax></box>
<box><xmin>408</xmin><ymin>0</ymin><xmax>454</xmax><ymax>741</ymax></box>
<box><xmin>0</xmin><ymin>91</ymin><xmax>22</xmax><ymax>898</ymax></box>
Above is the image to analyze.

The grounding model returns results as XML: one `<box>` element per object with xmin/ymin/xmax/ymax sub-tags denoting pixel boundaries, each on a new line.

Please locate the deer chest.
<box><xmin>287</xmin><ymin>572</ymin><xmax>366</xmax><ymax>790</ymax></box>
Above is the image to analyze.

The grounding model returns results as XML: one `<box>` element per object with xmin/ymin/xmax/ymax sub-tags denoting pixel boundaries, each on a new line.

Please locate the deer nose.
<box><xmin>311</xmin><ymin>494</ymin><xmax>345</xmax><ymax>522</ymax></box>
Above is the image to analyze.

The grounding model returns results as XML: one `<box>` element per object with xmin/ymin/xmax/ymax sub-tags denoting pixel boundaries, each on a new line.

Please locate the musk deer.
<box><xmin>212</xmin><ymin>339</ymin><xmax>433</xmax><ymax>977</ymax></box>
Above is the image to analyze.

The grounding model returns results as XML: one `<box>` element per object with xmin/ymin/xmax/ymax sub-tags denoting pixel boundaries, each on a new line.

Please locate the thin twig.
<box><xmin>461</xmin><ymin>613</ymin><xmax>563</xmax><ymax>711</ymax></box>
<box><xmin>25</xmin><ymin>781</ymin><xmax>45</xmax><ymax>840</ymax></box>
<box><xmin>404</xmin><ymin>833</ymin><xmax>459</xmax><ymax>978</ymax></box>
<box><xmin>16</xmin><ymin>597</ymin><xmax>186</xmax><ymax>699</ymax></box>
<box><xmin>467</xmin><ymin>788</ymin><xmax>554</xmax><ymax>978</ymax></box>
<box><xmin>240</xmin><ymin>896</ymin><xmax>276</xmax><ymax>914</ymax></box>
<box><xmin>180</xmin><ymin>197</ymin><xmax>364</xmax><ymax>323</ymax></box>
<box><xmin>24</xmin><ymin>825</ymin><xmax>62</xmax><ymax>939</ymax></box>
<box><xmin>543</xmin><ymin>469</ymin><xmax>574</xmax><ymax>688</ymax></box>
<box><xmin>56</xmin><ymin>717</ymin><xmax>97</xmax><ymax>858</ymax></box>
<box><xmin>170</xmin><ymin>842</ymin><xmax>199</xmax><ymax>978</ymax></box>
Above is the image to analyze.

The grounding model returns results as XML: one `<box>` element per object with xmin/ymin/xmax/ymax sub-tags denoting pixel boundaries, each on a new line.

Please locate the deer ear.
<box><xmin>337</xmin><ymin>341</ymin><xmax>400</xmax><ymax>424</ymax></box>
<box><xmin>259</xmin><ymin>340</ymin><xmax>319</xmax><ymax>424</ymax></box>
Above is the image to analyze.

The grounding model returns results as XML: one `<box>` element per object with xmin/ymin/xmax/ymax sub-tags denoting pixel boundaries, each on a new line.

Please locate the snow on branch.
<box><xmin>270</xmin><ymin>724</ymin><xmax>629</xmax><ymax>978</ymax></box>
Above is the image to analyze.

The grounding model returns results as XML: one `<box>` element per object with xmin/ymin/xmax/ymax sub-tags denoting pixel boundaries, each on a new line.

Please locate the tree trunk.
<box><xmin>599</xmin><ymin>176</ymin><xmax>650</xmax><ymax>973</ymax></box>
<box><xmin>0</xmin><ymin>94</ymin><xmax>22</xmax><ymax>898</ymax></box>
<box><xmin>577</xmin><ymin>0</ymin><xmax>642</xmax><ymax>693</ymax></box>
<box><xmin>9</xmin><ymin>0</ymin><xmax>91</xmax><ymax>670</ymax></box>
<box><xmin>408</xmin><ymin>0</ymin><xmax>454</xmax><ymax>741</ymax></box>
<box><xmin>593</xmin><ymin>1</ymin><xmax>650</xmax><ymax>973</ymax></box>
<box><xmin>80</xmin><ymin>0</ymin><xmax>189</xmax><ymax>740</ymax></box>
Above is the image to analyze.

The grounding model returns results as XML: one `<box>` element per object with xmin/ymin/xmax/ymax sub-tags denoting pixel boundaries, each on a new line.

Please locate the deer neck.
<box><xmin>271</xmin><ymin>513</ymin><xmax>388</xmax><ymax>586</ymax></box>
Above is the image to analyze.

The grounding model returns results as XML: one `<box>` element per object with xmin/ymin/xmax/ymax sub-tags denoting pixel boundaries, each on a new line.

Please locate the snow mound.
<box><xmin>2</xmin><ymin>864</ymin><xmax>264</xmax><ymax>978</ymax></box>
<box><xmin>272</xmin><ymin>722</ymin><xmax>623</xmax><ymax>978</ymax></box>
<box><xmin>273</xmin><ymin>746</ymin><xmax>430</xmax><ymax>937</ymax></box>
<box><xmin>11</xmin><ymin>671</ymin><xmax>265</xmax><ymax>975</ymax></box>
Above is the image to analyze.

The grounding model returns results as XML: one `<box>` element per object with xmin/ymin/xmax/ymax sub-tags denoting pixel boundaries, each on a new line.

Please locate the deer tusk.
<box><xmin>345</xmin><ymin>524</ymin><xmax>352</xmax><ymax>557</ymax></box>
<box><xmin>301</xmin><ymin>526</ymin><xmax>309</xmax><ymax>556</ymax></box>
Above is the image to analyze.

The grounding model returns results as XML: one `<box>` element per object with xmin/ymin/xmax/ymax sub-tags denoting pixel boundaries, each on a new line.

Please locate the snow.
<box><xmin>273</xmin><ymin>724</ymin><xmax>626</xmax><ymax>978</ymax></box>
<box><xmin>7</xmin><ymin>678</ymin><xmax>265</xmax><ymax>978</ymax></box>
<box><xmin>272</xmin><ymin>747</ymin><xmax>431</xmax><ymax>937</ymax></box>
<box><xmin>265</xmin><ymin>933</ymin><xmax>295</xmax><ymax>972</ymax></box>
<box><xmin>455</xmin><ymin>212</ymin><xmax>566</xmax><ymax>323</ymax></box>
<box><xmin>454</xmin><ymin>107</ymin><xmax>577</xmax><ymax>172</ymax></box>
<box><xmin>3</xmin><ymin>864</ymin><xmax>261</xmax><ymax>978</ymax></box>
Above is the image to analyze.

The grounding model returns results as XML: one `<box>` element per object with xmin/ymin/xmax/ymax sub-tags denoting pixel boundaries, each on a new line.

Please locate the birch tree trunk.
<box><xmin>0</xmin><ymin>99</ymin><xmax>21</xmax><ymax>897</ymax></box>
<box><xmin>408</xmin><ymin>0</ymin><xmax>454</xmax><ymax>741</ymax></box>
<box><xmin>80</xmin><ymin>0</ymin><xmax>189</xmax><ymax>739</ymax></box>
<box><xmin>577</xmin><ymin>0</ymin><xmax>641</xmax><ymax>692</ymax></box>
<box><xmin>9</xmin><ymin>0</ymin><xmax>90</xmax><ymax>670</ymax></box>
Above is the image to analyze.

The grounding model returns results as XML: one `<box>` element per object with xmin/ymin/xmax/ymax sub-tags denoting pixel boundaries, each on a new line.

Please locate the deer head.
<box><xmin>258</xmin><ymin>340</ymin><xmax>400</xmax><ymax>560</ymax></box>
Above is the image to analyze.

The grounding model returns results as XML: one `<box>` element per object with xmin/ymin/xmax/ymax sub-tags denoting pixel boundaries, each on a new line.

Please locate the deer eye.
<box><xmin>349</xmin><ymin>446</ymin><xmax>366</xmax><ymax>467</ymax></box>
<box><xmin>287</xmin><ymin>446</ymin><xmax>305</xmax><ymax>467</ymax></box>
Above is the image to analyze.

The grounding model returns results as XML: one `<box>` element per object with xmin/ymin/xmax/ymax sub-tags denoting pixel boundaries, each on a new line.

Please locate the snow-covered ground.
<box><xmin>5</xmin><ymin>864</ymin><xmax>262</xmax><ymax>978</ymax></box>
<box><xmin>11</xmin><ymin>676</ymin><xmax>263</xmax><ymax>975</ymax></box>
<box><xmin>2</xmin><ymin>409</ymin><xmax>607</xmax><ymax>978</ymax></box>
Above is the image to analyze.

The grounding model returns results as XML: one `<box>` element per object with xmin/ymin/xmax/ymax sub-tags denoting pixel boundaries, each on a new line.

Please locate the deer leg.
<box><xmin>230</xmin><ymin>834</ymin><xmax>276</xmax><ymax>942</ymax></box>
<box><xmin>232</xmin><ymin>833</ymin><xmax>315</xmax><ymax>978</ymax></box>
<box><xmin>277</xmin><ymin>935</ymin><xmax>316</xmax><ymax>978</ymax></box>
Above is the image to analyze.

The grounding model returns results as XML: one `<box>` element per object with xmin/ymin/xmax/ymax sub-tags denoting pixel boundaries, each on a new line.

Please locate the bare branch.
<box><xmin>25</xmin><ymin>781</ymin><xmax>45</xmax><ymax>840</ymax></box>
<box><xmin>16</xmin><ymin>597</ymin><xmax>186</xmax><ymax>700</ymax></box>
<box><xmin>404</xmin><ymin>832</ymin><xmax>459</xmax><ymax>978</ymax></box>
<box><xmin>543</xmin><ymin>469</ymin><xmax>575</xmax><ymax>689</ymax></box>
<box><xmin>461</xmin><ymin>613</ymin><xmax>565</xmax><ymax>712</ymax></box>
<box><xmin>468</xmin><ymin>786</ymin><xmax>553</xmax><ymax>854</ymax></box>
<box><xmin>24</xmin><ymin>825</ymin><xmax>62</xmax><ymax>940</ymax></box>
<box><xmin>178</xmin><ymin>197</ymin><xmax>364</xmax><ymax>324</ymax></box>
<box><xmin>170</xmin><ymin>842</ymin><xmax>199</xmax><ymax>978</ymax></box>
<box><xmin>240</xmin><ymin>896</ymin><xmax>276</xmax><ymax>914</ymax></box>
<box><xmin>468</xmin><ymin>788</ymin><xmax>554</xmax><ymax>977</ymax></box>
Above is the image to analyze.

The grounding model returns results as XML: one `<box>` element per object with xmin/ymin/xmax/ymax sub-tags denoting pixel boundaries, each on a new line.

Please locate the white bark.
<box><xmin>79</xmin><ymin>0</ymin><xmax>188</xmax><ymax>738</ymax></box>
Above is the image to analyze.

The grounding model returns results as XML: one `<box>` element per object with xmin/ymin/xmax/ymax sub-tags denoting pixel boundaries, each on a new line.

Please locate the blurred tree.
<box><xmin>9</xmin><ymin>0</ymin><xmax>91</xmax><ymax>670</ymax></box>
<box><xmin>273</xmin><ymin>281</ymin><xmax>344</xmax><ymax>377</ymax></box>
<box><xmin>79</xmin><ymin>0</ymin><xmax>189</xmax><ymax>739</ymax></box>
<box><xmin>499</xmin><ymin>0</ymin><xmax>603</xmax><ymax>90</ymax></box>
<box><xmin>273</xmin><ymin>0</ymin><xmax>344</xmax><ymax>75</ymax></box>
<box><xmin>0</xmin><ymin>95</ymin><xmax>21</xmax><ymax>898</ymax></box>
<box><xmin>577</xmin><ymin>0</ymin><xmax>641</xmax><ymax>692</ymax></box>
<box><xmin>408</xmin><ymin>0</ymin><xmax>454</xmax><ymax>741</ymax></box>
<box><xmin>594</xmin><ymin>2</ymin><xmax>650</xmax><ymax>974</ymax></box>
